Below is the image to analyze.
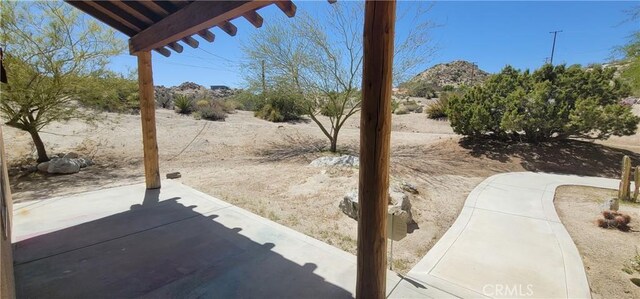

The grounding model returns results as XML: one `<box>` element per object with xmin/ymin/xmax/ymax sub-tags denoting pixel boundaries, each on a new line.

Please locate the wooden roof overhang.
<box><xmin>65</xmin><ymin>0</ymin><xmax>299</xmax><ymax>57</ymax></box>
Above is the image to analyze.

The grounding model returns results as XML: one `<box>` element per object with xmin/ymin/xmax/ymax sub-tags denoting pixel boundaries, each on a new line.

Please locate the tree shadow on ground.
<box><xmin>257</xmin><ymin>133</ymin><xmax>357</xmax><ymax>163</ymax></box>
<box><xmin>14</xmin><ymin>189</ymin><xmax>352</xmax><ymax>298</ymax></box>
<box><xmin>458</xmin><ymin>138</ymin><xmax>640</xmax><ymax>178</ymax></box>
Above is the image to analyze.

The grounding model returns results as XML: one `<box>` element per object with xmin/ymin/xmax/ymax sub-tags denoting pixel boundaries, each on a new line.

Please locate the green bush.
<box><xmin>174</xmin><ymin>94</ymin><xmax>194</xmax><ymax>114</ymax></box>
<box><xmin>230</xmin><ymin>90</ymin><xmax>263</xmax><ymax>111</ymax></box>
<box><xmin>255</xmin><ymin>90</ymin><xmax>305</xmax><ymax>122</ymax></box>
<box><xmin>448</xmin><ymin>64</ymin><xmax>639</xmax><ymax>142</ymax></box>
<box><xmin>77</xmin><ymin>74</ymin><xmax>139</xmax><ymax>113</ymax></box>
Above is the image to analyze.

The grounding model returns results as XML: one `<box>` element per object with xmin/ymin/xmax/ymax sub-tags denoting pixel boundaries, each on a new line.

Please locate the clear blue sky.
<box><xmin>107</xmin><ymin>1</ymin><xmax>640</xmax><ymax>88</ymax></box>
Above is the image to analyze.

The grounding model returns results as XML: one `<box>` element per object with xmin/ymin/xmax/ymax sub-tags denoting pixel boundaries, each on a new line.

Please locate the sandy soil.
<box><xmin>555</xmin><ymin>186</ymin><xmax>640</xmax><ymax>299</ymax></box>
<box><xmin>5</xmin><ymin>104</ymin><xmax>640</xmax><ymax>274</ymax></box>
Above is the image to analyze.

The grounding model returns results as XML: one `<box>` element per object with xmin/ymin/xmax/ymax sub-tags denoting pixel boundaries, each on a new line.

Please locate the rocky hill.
<box><xmin>154</xmin><ymin>82</ymin><xmax>239</xmax><ymax>108</ymax></box>
<box><xmin>410</xmin><ymin>60</ymin><xmax>490</xmax><ymax>89</ymax></box>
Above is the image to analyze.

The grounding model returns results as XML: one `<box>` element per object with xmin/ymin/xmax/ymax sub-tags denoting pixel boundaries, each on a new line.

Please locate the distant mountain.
<box><xmin>409</xmin><ymin>60</ymin><xmax>490</xmax><ymax>89</ymax></box>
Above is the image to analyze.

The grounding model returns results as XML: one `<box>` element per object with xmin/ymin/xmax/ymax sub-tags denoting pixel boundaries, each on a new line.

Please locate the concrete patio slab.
<box><xmin>12</xmin><ymin>180</ymin><xmax>451</xmax><ymax>298</ymax></box>
<box><xmin>405</xmin><ymin>172</ymin><xmax>621</xmax><ymax>298</ymax></box>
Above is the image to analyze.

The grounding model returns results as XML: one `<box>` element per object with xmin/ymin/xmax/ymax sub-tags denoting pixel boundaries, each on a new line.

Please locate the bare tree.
<box><xmin>242</xmin><ymin>2</ymin><xmax>437</xmax><ymax>152</ymax></box>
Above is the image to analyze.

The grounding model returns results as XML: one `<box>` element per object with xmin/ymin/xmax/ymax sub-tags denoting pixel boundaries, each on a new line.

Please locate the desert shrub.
<box><xmin>448</xmin><ymin>64</ymin><xmax>639</xmax><ymax>142</ymax></box>
<box><xmin>426</xmin><ymin>91</ymin><xmax>458</xmax><ymax>119</ymax></box>
<box><xmin>402</xmin><ymin>81</ymin><xmax>437</xmax><ymax>98</ymax></box>
<box><xmin>194</xmin><ymin>100</ymin><xmax>226</xmax><ymax>121</ymax></box>
<box><xmin>195</xmin><ymin>99</ymin><xmax>210</xmax><ymax>109</ymax></box>
<box><xmin>402</xmin><ymin>100</ymin><xmax>419</xmax><ymax>112</ymax></box>
<box><xmin>174</xmin><ymin>94</ymin><xmax>194</xmax><ymax>114</ymax></box>
<box><xmin>624</xmin><ymin>249</ymin><xmax>640</xmax><ymax>274</ymax></box>
<box><xmin>391</xmin><ymin>98</ymin><xmax>400</xmax><ymax>113</ymax></box>
<box><xmin>222</xmin><ymin>99</ymin><xmax>241</xmax><ymax>113</ymax></box>
<box><xmin>394</xmin><ymin>106</ymin><xmax>409</xmax><ymax>115</ymax></box>
<box><xmin>426</xmin><ymin>99</ymin><xmax>447</xmax><ymax>119</ymax></box>
<box><xmin>230</xmin><ymin>90</ymin><xmax>263</xmax><ymax>111</ymax></box>
<box><xmin>442</xmin><ymin>85</ymin><xmax>455</xmax><ymax>92</ymax></box>
<box><xmin>255</xmin><ymin>89</ymin><xmax>305</xmax><ymax>122</ymax></box>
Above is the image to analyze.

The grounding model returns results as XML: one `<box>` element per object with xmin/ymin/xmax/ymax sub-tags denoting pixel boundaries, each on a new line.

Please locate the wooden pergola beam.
<box><xmin>356</xmin><ymin>0</ymin><xmax>396</xmax><ymax>298</ymax></box>
<box><xmin>275</xmin><ymin>1</ymin><xmax>297</xmax><ymax>18</ymax></box>
<box><xmin>218</xmin><ymin>21</ymin><xmax>238</xmax><ymax>37</ymax></box>
<box><xmin>181</xmin><ymin>36</ymin><xmax>199</xmax><ymax>48</ymax></box>
<box><xmin>84</xmin><ymin>1</ymin><xmax>145</xmax><ymax>32</ymax></box>
<box><xmin>243</xmin><ymin>10</ymin><xmax>264</xmax><ymax>28</ymax></box>
<box><xmin>154</xmin><ymin>47</ymin><xmax>171</xmax><ymax>57</ymax></box>
<box><xmin>167</xmin><ymin>42</ymin><xmax>184</xmax><ymax>53</ymax></box>
<box><xmin>129</xmin><ymin>1</ymin><xmax>272</xmax><ymax>54</ymax></box>
<box><xmin>66</xmin><ymin>1</ymin><xmax>137</xmax><ymax>36</ymax></box>
<box><xmin>136</xmin><ymin>51</ymin><xmax>161</xmax><ymax>190</ymax></box>
<box><xmin>198</xmin><ymin>30</ymin><xmax>216</xmax><ymax>43</ymax></box>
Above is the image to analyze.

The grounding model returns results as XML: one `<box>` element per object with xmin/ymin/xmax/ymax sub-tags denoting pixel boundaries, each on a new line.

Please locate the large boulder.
<box><xmin>339</xmin><ymin>191</ymin><xmax>359</xmax><ymax>219</ymax></box>
<box><xmin>37</xmin><ymin>162</ymin><xmax>50</xmax><ymax>173</ymax></box>
<box><xmin>310</xmin><ymin>155</ymin><xmax>359</xmax><ymax>167</ymax></box>
<box><xmin>47</xmin><ymin>157</ymin><xmax>81</xmax><ymax>174</ymax></box>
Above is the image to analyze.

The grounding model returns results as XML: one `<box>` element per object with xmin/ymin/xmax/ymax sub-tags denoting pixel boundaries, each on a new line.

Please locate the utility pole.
<box><xmin>470</xmin><ymin>61</ymin><xmax>477</xmax><ymax>77</ymax></box>
<box><xmin>549</xmin><ymin>30</ymin><xmax>562</xmax><ymax>65</ymax></box>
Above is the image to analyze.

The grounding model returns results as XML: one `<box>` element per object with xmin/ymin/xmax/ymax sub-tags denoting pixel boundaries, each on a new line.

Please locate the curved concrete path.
<box><xmin>397</xmin><ymin>172</ymin><xmax>619</xmax><ymax>298</ymax></box>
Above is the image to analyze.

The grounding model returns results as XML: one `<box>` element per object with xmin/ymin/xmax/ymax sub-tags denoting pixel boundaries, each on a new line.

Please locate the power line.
<box><xmin>198</xmin><ymin>47</ymin><xmax>235</xmax><ymax>63</ymax></box>
<box><xmin>549</xmin><ymin>30</ymin><xmax>562</xmax><ymax>65</ymax></box>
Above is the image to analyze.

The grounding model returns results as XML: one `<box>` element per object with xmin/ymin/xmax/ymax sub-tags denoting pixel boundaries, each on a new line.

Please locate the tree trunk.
<box><xmin>27</xmin><ymin>128</ymin><xmax>49</xmax><ymax>163</ymax></box>
<box><xmin>330</xmin><ymin>128</ymin><xmax>340</xmax><ymax>153</ymax></box>
<box><xmin>330</xmin><ymin>138</ymin><xmax>337</xmax><ymax>153</ymax></box>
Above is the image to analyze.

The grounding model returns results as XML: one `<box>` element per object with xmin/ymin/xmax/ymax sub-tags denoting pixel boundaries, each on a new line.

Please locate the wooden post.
<box><xmin>356</xmin><ymin>1</ymin><xmax>396</xmax><ymax>298</ymax></box>
<box><xmin>136</xmin><ymin>51</ymin><xmax>161</xmax><ymax>189</ymax></box>
<box><xmin>0</xmin><ymin>126</ymin><xmax>16</xmax><ymax>299</ymax></box>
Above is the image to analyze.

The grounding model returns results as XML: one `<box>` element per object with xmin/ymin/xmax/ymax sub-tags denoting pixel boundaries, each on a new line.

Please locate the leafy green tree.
<box><xmin>448</xmin><ymin>64</ymin><xmax>639</xmax><ymax>142</ymax></box>
<box><xmin>618</xmin><ymin>32</ymin><xmax>640</xmax><ymax>96</ymax></box>
<box><xmin>0</xmin><ymin>1</ymin><xmax>124</xmax><ymax>162</ymax></box>
<box><xmin>242</xmin><ymin>2</ymin><xmax>436</xmax><ymax>152</ymax></box>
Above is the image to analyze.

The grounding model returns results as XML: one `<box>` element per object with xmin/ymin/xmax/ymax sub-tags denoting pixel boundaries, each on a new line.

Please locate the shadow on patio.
<box><xmin>12</xmin><ymin>185</ymin><xmax>352</xmax><ymax>298</ymax></box>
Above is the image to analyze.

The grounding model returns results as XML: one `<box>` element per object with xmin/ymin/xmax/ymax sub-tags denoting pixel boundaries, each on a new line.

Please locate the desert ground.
<box><xmin>5</xmin><ymin>103</ymin><xmax>640</xmax><ymax>274</ymax></box>
<box><xmin>555</xmin><ymin>186</ymin><xmax>640</xmax><ymax>299</ymax></box>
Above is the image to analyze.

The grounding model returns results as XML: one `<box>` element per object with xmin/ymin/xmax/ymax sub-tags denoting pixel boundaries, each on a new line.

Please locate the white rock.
<box><xmin>310</xmin><ymin>155</ymin><xmax>359</xmax><ymax>167</ymax></box>
<box><xmin>47</xmin><ymin>157</ymin><xmax>81</xmax><ymax>174</ymax></box>
<box><xmin>602</xmin><ymin>198</ymin><xmax>619</xmax><ymax>211</ymax></box>
<box><xmin>37</xmin><ymin>162</ymin><xmax>49</xmax><ymax>173</ymax></box>
<box><xmin>339</xmin><ymin>189</ymin><xmax>414</xmax><ymax>224</ymax></box>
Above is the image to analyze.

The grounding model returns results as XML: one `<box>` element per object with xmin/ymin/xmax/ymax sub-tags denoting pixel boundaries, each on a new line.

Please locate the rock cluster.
<box><xmin>36</xmin><ymin>152</ymin><xmax>93</xmax><ymax>174</ymax></box>
<box><xmin>339</xmin><ymin>182</ymin><xmax>418</xmax><ymax>225</ymax></box>
<box><xmin>154</xmin><ymin>82</ymin><xmax>241</xmax><ymax>109</ymax></box>
<box><xmin>310</xmin><ymin>155</ymin><xmax>359</xmax><ymax>167</ymax></box>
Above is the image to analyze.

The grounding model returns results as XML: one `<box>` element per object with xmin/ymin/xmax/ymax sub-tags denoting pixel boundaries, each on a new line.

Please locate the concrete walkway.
<box><xmin>402</xmin><ymin>172</ymin><xmax>619</xmax><ymax>298</ymax></box>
